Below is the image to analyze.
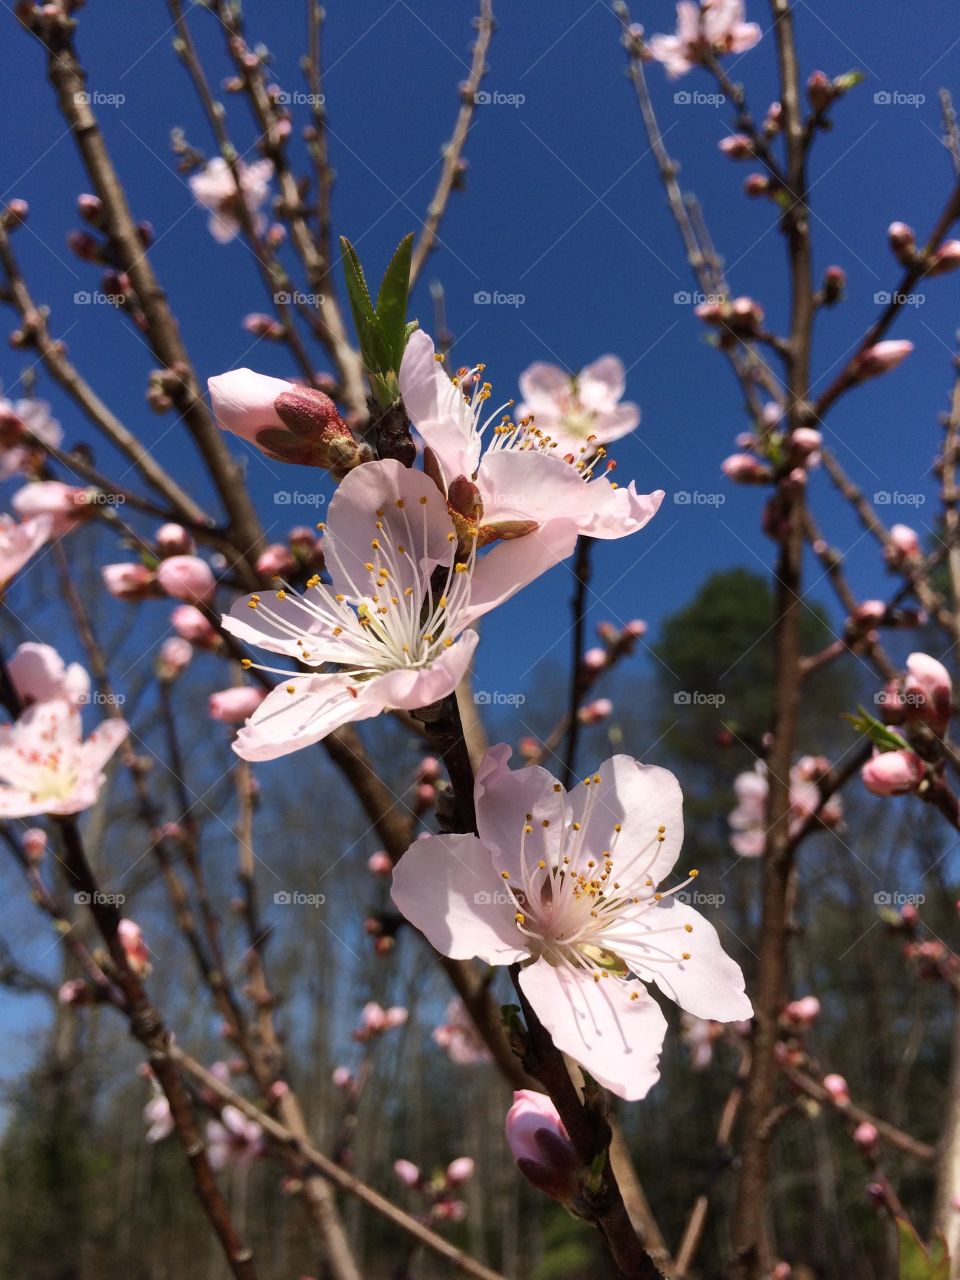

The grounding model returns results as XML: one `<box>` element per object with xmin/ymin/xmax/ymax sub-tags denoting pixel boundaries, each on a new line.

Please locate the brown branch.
<box><xmin>170</xmin><ymin>1046</ymin><xmax>511</xmax><ymax>1280</ymax></box>
<box><xmin>560</xmin><ymin>536</ymin><xmax>592</xmax><ymax>790</ymax></box>
<box><xmin>408</xmin><ymin>0</ymin><xmax>495</xmax><ymax>288</ymax></box>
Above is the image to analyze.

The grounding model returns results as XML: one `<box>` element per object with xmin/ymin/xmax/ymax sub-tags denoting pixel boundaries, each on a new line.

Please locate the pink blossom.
<box><xmin>583</xmin><ymin>647</ymin><xmax>607</xmax><ymax>670</ymax></box>
<box><xmin>505</xmin><ymin>1090</ymin><xmax>579</xmax><ymax>1202</ymax></box>
<box><xmin>205</xmin><ymin>1105</ymin><xmax>263</xmax><ymax>1170</ymax></box>
<box><xmin>432</xmin><ymin>998</ymin><xmax>493</xmax><ymax>1065</ymax></box>
<box><xmin>853</xmin><ymin>1121</ymin><xmax>879</xmax><ymax>1153</ymax></box>
<box><xmin>331</xmin><ymin>1066</ymin><xmax>352</xmax><ymax>1089</ymax></box>
<box><xmin>853</xmin><ymin>340</ymin><xmax>913</xmax><ymax>381</ymax></box>
<box><xmin>885</xmin><ymin>523</ymin><xmax>922</xmax><ymax>570</ymax></box>
<box><xmin>783</xmin><ymin>995</ymin><xmax>820</xmax><ymax>1029</ymax></box>
<box><xmin>256</xmin><ymin>543</ymin><xmax>297</xmax><ymax>579</ymax></box>
<box><xmin>0</xmin><ymin>513</ymin><xmax>52</xmax><ymax>587</ymax></box>
<box><xmin>208</xmin><ymin>369</ymin><xmax>360</xmax><ymax>470</ymax></box>
<box><xmin>171</xmin><ymin>604</ymin><xmax>220</xmax><ymax>648</ymax></box>
<box><xmin>155</xmin><ymin>523</ymin><xmax>195</xmax><ymax>557</ymax></box>
<box><xmin>0</xmin><ymin>698</ymin><xmax>128</xmax><ymax>816</ymax></box>
<box><xmin>12</xmin><ymin>481</ymin><xmax>90</xmax><ymax>536</ymax></box>
<box><xmin>383</xmin><ymin>1005</ymin><xmax>409</xmax><ymax>1030</ymax></box>
<box><xmin>118</xmin><ymin>919</ymin><xmax>151</xmax><ymax>976</ymax></box>
<box><xmin>8</xmin><ymin>642</ymin><xmax>90</xmax><ymax>707</ymax></box>
<box><xmin>392</xmin><ymin>746</ymin><xmax>752</xmax><ymax>1100</ymax></box>
<box><xmin>680</xmin><ymin>1012</ymin><xmax>722</xmax><ymax>1070</ymax></box>
<box><xmin>647</xmin><ymin>0</ymin><xmax>762</xmax><ymax>78</ymax></box>
<box><xmin>729</xmin><ymin>760</ymin><xmax>842</xmax><ymax>856</ymax></box>
<box><xmin>156</xmin><ymin>555</ymin><xmax>216</xmax><ymax>605</ymax></box>
<box><xmin>208</xmin><ymin>686</ymin><xmax>267</xmax><ymax>724</ymax></box>
<box><xmin>394</xmin><ymin>1159</ymin><xmax>421</xmax><ymax>1187</ymax></box>
<box><xmin>188</xmin><ymin>156</ymin><xmax>274</xmax><ymax>244</ymax></box>
<box><xmin>102</xmin><ymin>562</ymin><xmax>156</xmax><ymax>601</ymax></box>
<box><xmin>22</xmin><ymin>827</ymin><xmax>46</xmax><ymax>862</ymax></box>
<box><xmin>888</xmin><ymin>221</ymin><xmax>916</xmax><ymax>262</ymax></box>
<box><xmin>579</xmin><ymin>697</ymin><xmax>613</xmax><ymax>724</ymax></box>
<box><xmin>445</xmin><ymin>1157</ymin><xmax>475</xmax><ymax>1185</ymax></box>
<box><xmin>722</xmin><ymin>454</ymin><xmax>770</xmax><ymax>483</ymax></box>
<box><xmin>903</xmin><ymin>652</ymin><xmax>952</xmax><ymax>735</ymax></box>
<box><xmin>515</xmin><ymin>354</ymin><xmax>641</xmax><ymax>455</ymax></box>
<box><xmin>0</xmin><ymin>394</ymin><xmax>62</xmax><ymax>477</ymax></box>
<box><xmin>367</xmin><ymin>850</ymin><xmax>393</xmax><ymax>876</ymax></box>
<box><xmin>822</xmin><ymin>1073</ymin><xmax>849</xmax><ymax>1106</ymax></box>
<box><xmin>928</xmin><ymin>240</ymin><xmax>960</xmax><ymax>276</ymax></box>
<box><xmin>157</xmin><ymin>636</ymin><xmax>193</xmax><ymax>679</ymax></box>
<box><xmin>861</xmin><ymin>748</ymin><xmax>925</xmax><ymax>796</ymax></box>
<box><xmin>223</xmin><ymin>460</ymin><xmax>569</xmax><ymax>761</ymax></box>
<box><xmin>144</xmin><ymin>1094</ymin><xmax>174</xmax><ymax>1144</ymax></box>
<box><xmin>719</xmin><ymin>134</ymin><xmax>753</xmax><ymax>159</ymax></box>
<box><xmin>399</xmin><ymin>331</ymin><xmax>663</xmax><ymax>550</ymax></box>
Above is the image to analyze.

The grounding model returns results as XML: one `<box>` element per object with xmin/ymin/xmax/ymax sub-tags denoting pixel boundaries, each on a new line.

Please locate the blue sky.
<box><xmin>0</xmin><ymin>1</ymin><xmax>958</xmax><ymax>1080</ymax></box>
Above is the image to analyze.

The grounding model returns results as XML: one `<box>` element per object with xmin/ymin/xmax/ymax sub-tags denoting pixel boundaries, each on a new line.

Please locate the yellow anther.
<box><xmin>500</xmin><ymin>871</ymin><xmax>510</xmax><ymax>880</ymax></box>
<box><xmin>682</xmin><ymin>952</ymin><xmax>691</xmax><ymax>961</ymax></box>
<box><xmin>241</xmin><ymin>659</ymin><xmax>252</xmax><ymax>669</ymax></box>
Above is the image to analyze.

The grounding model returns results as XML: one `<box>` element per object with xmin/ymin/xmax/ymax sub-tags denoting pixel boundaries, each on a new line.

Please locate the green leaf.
<box><xmin>340</xmin><ymin>235</ymin><xmax>375</xmax><ymax>331</ymax></box>
<box><xmin>834</xmin><ymin>69</ymin><xmax>866</xmax><ymax>93</ymax></box>
<box><xmin>896</xmin><ymin>1217</ymin><xmax>950</xmax><ymax>1280</ymax></box>
<box><xmin>844</xmin><ymin>706</ymin><xmax>911</xmax><ymax>752</ymax></box>
<box><xmin>374</xmin><ymin>232</ymin><xmax>414</xmax><ymax>369</ymax></box>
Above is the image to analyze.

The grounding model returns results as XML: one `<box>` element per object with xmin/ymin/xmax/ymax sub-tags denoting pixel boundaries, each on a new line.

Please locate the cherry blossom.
<box><xmin>515</xmin><ymin>355</ymin><xmax>640</xmax><ymax>454</ymax></box>
<box><xmin>0</xmin><ymin>394</ymin><xmax>62</xmax><ymax>477</ymax></box>
<box><xmin>188</xmin><ymin>157</ymin><xmax>274</xmax><ymax>244</ymax></box>
<box><xmin>205</xmin><ymin>1105</ymin><xmax>263</xmax><ymax>1170</ymax></box>
<box><xmin>432</xmin><ymin>997</ymin><xmax>494</xmax><ymax>1065</ymax></box>
<box><xmin>223</xmin><ymin>460</ymin><xmax>571</xmax><ymax>761</ymax></box>
<box><xmin>728</xmin><ymin>759</ymin><xmax>842</xmax><ymax>857</ymax></box>
<box><xmin>647</xmin><ymin>1</ymin><xmax>762</xmax><ymax>79</ymax></box>
<box><xmin>398</xmin><ymin>330</ymin><xmax>663</xmax><ymax>549</ymax></box>
<box><xmin>505</xmin><ymin>1090</ymin><xmax>579</xmax><ymax>1202</ymax></box>
<box><xmin>8</xmin><ymin>642</ymin><xmax>90</xmax><ymax>707</ymax></box>
<box><xmin>0</xmin><ymin>697</ymin><xmax>128</xmax><ymax>816</ymax></box>
<box><xmin>143</xmin><ymin>1093</ymin><xmax>174</xmax><ymax>1144</ymax></box>
<box><xmin>12</xmin><ymin>481</ymin><xmax>90</xmax><ymax>536</ymax></box>
<box><xmin>0</xmin><ymin>513</ymin><xmax>52</xmax><ymax>588</ymax></box>
<box><xmin>392</xmin><ymin>745</ymin><xmax>751</xmax><ymax>1100</ymax></box>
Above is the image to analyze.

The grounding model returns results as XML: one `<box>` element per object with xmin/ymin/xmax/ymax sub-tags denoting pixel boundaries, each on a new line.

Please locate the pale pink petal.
<box><xmin>399</xmin><ymin>330</ymin><xmax>480</xmax><ymax>481</ymax></box>
<box><xmin>729</xmin><ymin>22</ymin><xmax>762</xmax><ymax>53</ymax></box>
<box><xmin>517</xmin><ymin>362</ymin><xmax>571</xmax><ymax>416</ymax></box>
<box><xmin>474</xmin><ymin>744</ymin><xmax>565</xmax><ymax>876</ymax></box>
<box><xmin>577</xmin><ymin>356</ymin><xmax>626</xmax><ymax>411</ymax></box>
<box><xmin>391</xmin><ymin>832</ymin><xmax>529</xmax><ymax>964</ymax></box>
<box><xmin>518</xmin><ymin>960</ymin><xmax>666</xmax><ymax>1100</ymax></box>
<box><xmin>324</xmin><ymin>457</ymin><xmax>456</xmax><ymax>599</ymax></box>
<box><xmin>0</xmin><ymin>513</ymin><xmax>52</xmax><ymax>586</ymax></box>
<box><xmin>591</xmin><ymin>402</ymin><xmax>641</xmax><ymax>445</ymax></box>
<box><xmin>565</xmin><ymin>756</ymin><xmax>683</xmax><ymax>884</ymax></box>
<box><xmin>208</xmin><ymin>369</ymin><xmax>293</xmax><ymax>445</ymax></box>
<box><xmin>578</xmin><ymin>479</ymin><xmax>664</xmax><ymax>540</ymax></box>
<box><xmin>465</xmin><ymin>521</ymin><xmax>578</xmax><ymax>626</ymax></box>
<box><xmin>607</xmin><ymin>898</ymin><xmax>753</xmax><ymax>1022</ymax></box>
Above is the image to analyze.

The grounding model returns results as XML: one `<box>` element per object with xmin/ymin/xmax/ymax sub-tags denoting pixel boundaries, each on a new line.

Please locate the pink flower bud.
<box><xmin>242</xmin><ymin>313</ymin><xmax>285</xmax><ymax>340</ymax></box>
<box><xmin>59</xmin><ymin>978</ymin><xmax>90</xmax><ymax>1005</ymax></box>
<box><xmin>367</xmin><ymin>850</ymin><xmax>393</xmax><ymax>876</ymax></box>
<box><xmin>360</xmin><ymin>1002</ymin><xmax>386</xmax><ymax>1033</ymax></box>
<box><xmin>823</xmin><ymin>1073</ymin><xmax>849</xmax><ymax>1106</ymax></box>
<box><xmin>77</xmin><ymin>193</ymin><xmax>102</xmax><ymax>223</ymax></box>
<box><xmin>887</xmin><ymin>222</ymin><xmax>917</xmax><ymax>263</ymax></box>
<box><xmin>383</xmin><ymin>1006</ymin><xmax>409</xmax><ymax>1030</ymax></box>
<box><xmin>4</xmin><ymin>199</ymin><xmax>29</xmax><ymax>227</ymax></box>
<box><xmin>806</xmin><ymin>69</ymin><xmax>832</xmax><ymax>111</ymax></box>
<box><xmin>719</xmin><ymin>134</ymin><xmax>753</xmax><ymax>159</ymax></box>
<box><xmin>432</xmin><ymin>1199</ymin><xmax>466</xmax><ymax>1223</ymax></box>
<box><xmin>904</xmin><ymin>652</ymin><xmax>952</xmax><ymax>734</ymax></box>
<box><xmin>118</xmin><ymin>919</ymin><xmax>151</xmax><ymax>976</ymax></box>
<box><xmin>505</xmin><ymin>1090</ymin><xmax>580</xmax><ymax>1204</ymax></box>
<box><xmin>171</xmin><ymin>604</ymin><xmax>220</xmax><ymax>649</ymax></box>
<box><xmin>928</xmin><ymin>239</ymin><xmax>960</xmax><ymax>277</ymax></box>
<box><xmin>155</xmin><ymin>523</ymin><xmax>195</xmax><ymax>557</ymax></box>
<box><xmin>596</xmin><ymin>621</ymin><xmax>618</xmax><ymax>644</ymax></box>
<box><xmin>256</xmin><ymin>544</ymin><xmax>297</xmax><ymax>578</ymax></box>
<box><xmin>783</xmin><ymin>995</ymin><xmax>820</xmax><ymax>1028</ymax></box>
<box><xmin>886</xmin><ymin>523</ymin><xmax>922</xmax><ymax>563</ymax></box>
<box><xmin>416</xmin><ymin>755</ymin><xmax>442</xmax><ymax>785</ymax></box>
<box><xmin>445</xmin><ymin>1157</ymin><xmax>475</xmax><ymax>1185</ymax></box>
<box><xmin>854</xmin><ymin>1121</ymin><xmax>879</xmax><ymax>1153</ymax></box>
<box><xmin>854</xmin><ymin>340</ymin><xmax>913</xmax><ymax>381</ymax></box>
<box><xmin>578</xmin><ymin>698</ymin><xmax>613</xmax><ymax>725</ymax></box>
<box><xmin>208</xmin><ymin>687</ymin><xmax>267</xmax><ymax>724</ymax></box>
<box><xmin>623</xmin><ymin>619</ymin><xmax>647</xmax><ymax>639</ymax></box>
<box><xmin>23</xmin><ymin>828</ymin><xmax>47</xmax><ymax>861</ymax></box>
<box><xmin>67</xmin><ymin>229</ymin><xmax>101</xmax><ymax>262</ymax></box>
<box><xmin>744</xmin><ymin>173</ymin><xmax>771</xmax><ymax>198</ymax></box>
<box><xmin>852</xmin><ymin>600</ymin><xmax>887</xmax><ymax>628</ymax></box>
<box><xmin>862</xmin><ymin>749</ymin><xmax>924</xmax><ymax>796</ymax></box>
<box><xmin>822</xmin><ymin>265</ymin><xmax>846</xmax><ymax>304</ymax></box>
<box><xmin>790</xmin><ymin>427</ymin><xmax>822</xmax><ymax>458</ymax></box>
<box><xmin>394</xmin><ymin>1159</ymin><xmax>420</xmax><ymax>1187</ymax></box>
<box><xmin>583</xmin><ymin>647</ymin><xmax>606</xmax><ymax>670</ymax></box>
<box><xmin>102</xmin><ymin>562</ymin><xmax>156</xmax><ymax>601</ymax></box>
<box><xmin>155</xmin><ymin>555</ymin><xmax>216</xmax><ymax>605</ymax></box>
<box><xmin>722</xmin><ymin>453</ymin><xmax>771</xmax><ymax>483</ymax></box>
<box><xmin>331</xmin><ymin>1066</ymin><xmax>352</xmax><ymax>1089</ymax></box>
<box><xmin>158</xmin><ymin>636</ymin><xmax>193</xmax><ymax>680</ymax></box>
<box><xmin>772</xmin><ymin>1265</ymin><xmax>792</xmax><ymax>1280</ymax></box>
